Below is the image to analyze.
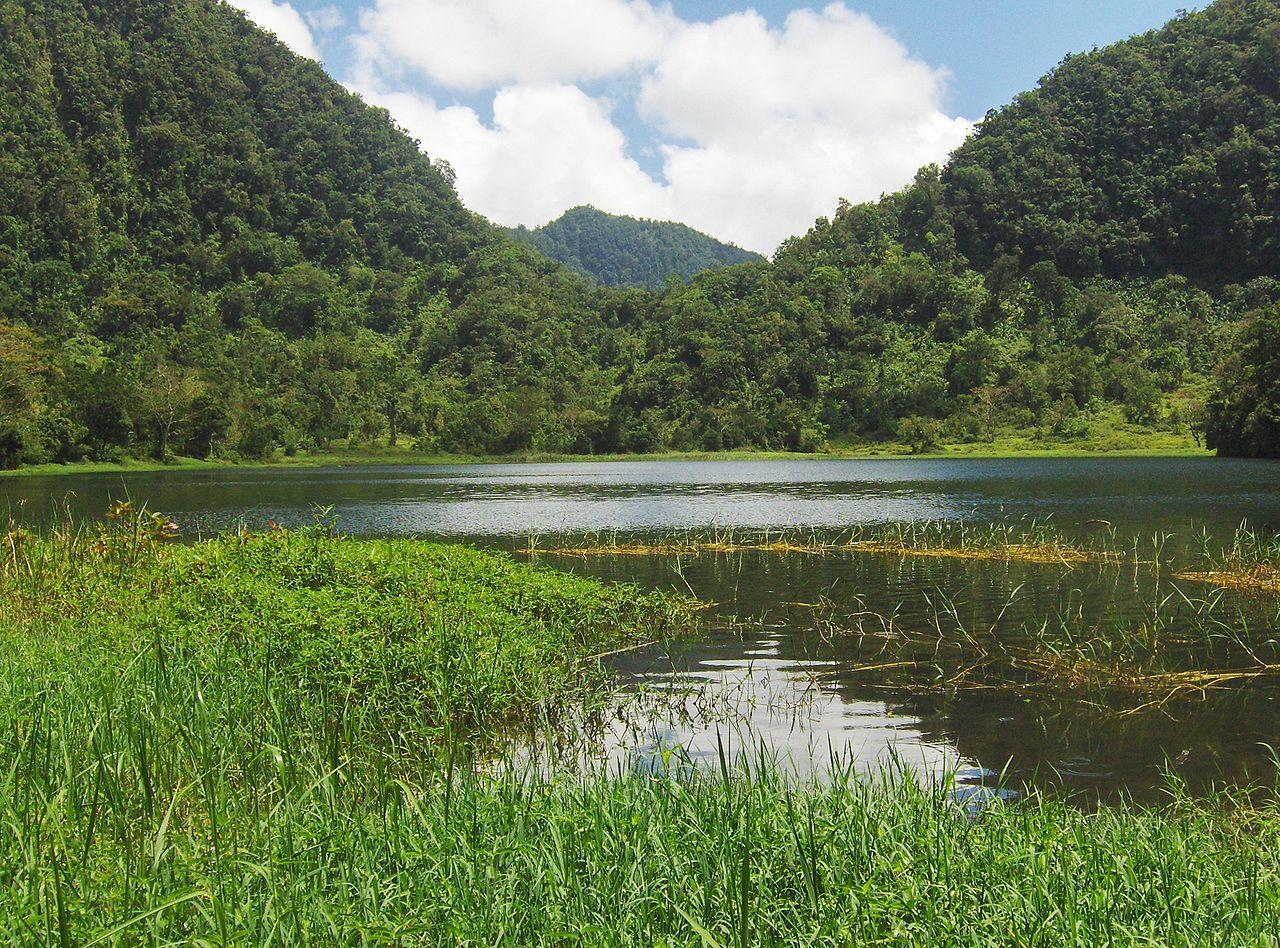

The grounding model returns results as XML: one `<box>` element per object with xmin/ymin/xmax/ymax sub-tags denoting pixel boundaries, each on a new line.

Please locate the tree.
<box><xmin>898</xmin><ymin>416</ymin><xmax>942</xmax><ymax>454</ymax></box>
<box><xmin>0</xmin><ymin>320</ymin><xmax>52</xmax><ymax>465</ymax></box>
<box><xmin>360</xmin><ymin>334</ymin><xmax>418</xmax><ymax>448</ymax></box>
<box><xmin>1208</xmin><ymin>304</ymin><xmax>1280</xmax><ymax>457</ymax></box>
<box><xmin>136</xmin><ymin>363</ymin><xmax>209</xmax><ymax>462</ymax></box>
<box><xmin>0</xmin><ymin>320</ymin><xmax>49</xmax><ymax>418</ymax></box>
<box><xmin>972</xmin><ymin>385</ymin><xmax>1006</xmax><ymax>442</ymax></box>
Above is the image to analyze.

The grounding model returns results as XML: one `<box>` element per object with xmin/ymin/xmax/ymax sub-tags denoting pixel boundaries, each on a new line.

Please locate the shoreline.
<box><xmin>0</xmin><ymin>440</ymin><xmax>1217</xmax><ymax>479</ymax></box>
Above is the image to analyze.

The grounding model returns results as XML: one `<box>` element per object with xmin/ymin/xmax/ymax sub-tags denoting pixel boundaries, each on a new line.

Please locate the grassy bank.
<box><xmin>2</xmin><ymin>515</ymin><xmax>1279</xmax><ymax>942</ymax></box>
<box><xmin>0</xmin><ymin>427</ymin><xmax>1212</xmax><ymax>478</ymax></box>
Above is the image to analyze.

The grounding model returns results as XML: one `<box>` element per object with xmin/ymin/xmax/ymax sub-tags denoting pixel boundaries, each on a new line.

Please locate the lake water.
<box><xmin>5</xmin><ymin>456</ymin><xmax>1280</xmax><ymax>801</ymax></box>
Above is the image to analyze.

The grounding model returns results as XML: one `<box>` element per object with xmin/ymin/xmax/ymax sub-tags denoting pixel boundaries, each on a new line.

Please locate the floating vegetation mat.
<box><xmin>1175</xmin><ymin>566</ymin><xmax>1280</xmax><ymax>593</ymax></box>
<box><xmin>840</xmin><ymin>540</ymin><xmax>1118</xmax><ymax>565</ymax></box>
<box><xmin>1176</xmin><ymin>524</ymin><xmax>1280</xmax><ymax>593</ymax></box>
<box><xmin>522</xmin><ymin>519</ymin><xmax>1123</xmax><ymax>567</ymax></box>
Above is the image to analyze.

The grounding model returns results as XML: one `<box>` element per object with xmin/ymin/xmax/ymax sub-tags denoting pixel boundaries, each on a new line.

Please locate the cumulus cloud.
<box><xmin>227</xmin><ymin>0</ymin><xmax>321</xmax><ymax>60</ymax></box>
<box><xmin>637</xmin><ymin>5</ymin><xmax>974</xmax><ymax>250</ymax></box>
<box><xmin>361</xmin><ymin>84</ymin><xmax>669</xmax><ymax>227</ymax></box>
<box><xmin>350</xmin><ymin>1</ymin><xmax>974</xmax><ymax>253</ymax></box>
<box><xmin>356</xmin><ymin>0</ymin><xmax>678</xmax><ymax>91</ymax></box>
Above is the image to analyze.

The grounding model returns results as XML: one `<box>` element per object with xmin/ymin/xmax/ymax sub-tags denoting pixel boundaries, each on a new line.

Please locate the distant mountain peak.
<box><xmin>512</xmin><ymin>206</ymin><xmax>763</xmax><ymax>290</ymax></box>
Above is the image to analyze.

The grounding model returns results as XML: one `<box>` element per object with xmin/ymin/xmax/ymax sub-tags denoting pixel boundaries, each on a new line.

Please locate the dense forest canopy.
<box><xmin>943</xmin><ymin>0</ymin><xmax>1280</xmax><ymax>284</ymax></box>
<box><xmin>511</xmin><ymin>206</ymin><xmax>763</xmax><ymax>290</ymax></box>
<box><xmin>1</xmin><ymin>0</ymin><xmax>1278</xmax><ymax>465</ymax></box>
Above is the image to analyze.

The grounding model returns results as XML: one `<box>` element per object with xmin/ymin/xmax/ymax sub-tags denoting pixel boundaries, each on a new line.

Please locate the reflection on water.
<box><xmin>6</xmin><ymin>456</ymin><xmax>1280</xmax><ymax>537</ymax></box>
<box><xmin>5</xmin><ymin>457</ymin><xmax>1280</xmax><ymax>800</ymax></box>
<box><xmin>528</xmin><ymin>547</ymin><xmax>1280</xmax><ymax>802</ymax></box>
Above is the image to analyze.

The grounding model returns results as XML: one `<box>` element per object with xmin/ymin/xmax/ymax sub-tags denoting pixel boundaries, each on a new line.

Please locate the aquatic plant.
<box><xmin>814</xmin><ymin>578</ymin><xmax>1280</xmax><ymax>714</ymax></box>
<box><xmin>523</xmin><ymin>518</ymin><xmax>1123</xmax><ymax>567</ymax></box>
<box><xmin>1177</xmin><ymin>523</ymin><xmax>1280</xmax><ymax>593</ymax></box>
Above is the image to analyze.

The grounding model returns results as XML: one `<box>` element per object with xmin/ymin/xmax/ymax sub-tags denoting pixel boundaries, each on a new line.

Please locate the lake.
<box><xmin>6</xmin><ymin>456</ymin><xmax>1280</xmax><ymax>801</ymax></box>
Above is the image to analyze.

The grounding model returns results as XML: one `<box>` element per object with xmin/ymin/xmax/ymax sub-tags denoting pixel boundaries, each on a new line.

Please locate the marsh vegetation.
<box><xmin>3</xmin><ymin>506</ymin><xmax>1280</xmax><ymax>941</ymax></box>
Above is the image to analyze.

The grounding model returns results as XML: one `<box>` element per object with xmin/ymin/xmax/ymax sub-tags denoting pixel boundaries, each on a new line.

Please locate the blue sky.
<box><xmin>232</xmin><ymin>0</ymin><xmax>1201</xmax><ymax>252</ymax></box>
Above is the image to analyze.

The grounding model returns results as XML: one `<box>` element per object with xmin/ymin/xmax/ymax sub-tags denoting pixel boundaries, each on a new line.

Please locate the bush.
<box><xmin>898</xmin><ymin>416</ymin><xmax>942</xmax><ymax>454</ymax></box>
<box><xmin>0</xmin><ymin>426</ymin><xmax>23</xmax><ymax>469</ymax></box>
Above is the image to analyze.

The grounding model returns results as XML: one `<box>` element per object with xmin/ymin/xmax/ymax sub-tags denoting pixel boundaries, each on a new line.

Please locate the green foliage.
<box><xmin>0</xmin><ymin>0</ymin><xmax>1274</xmax><ymax>462</ymax></box>
<box><xmin>1208</xmin><ymin>302</ymin><xmax>1280</xmax><ymax>456</ymax></box>
<box><xmin>943</xmin><ymin>0</ymin><xmax>1280</xmax><ymax>282</ymax></box>
<box><xmin>512</xmin><ymin>205</ymin><xmax>762</xmax><ymax>289</ymax></box>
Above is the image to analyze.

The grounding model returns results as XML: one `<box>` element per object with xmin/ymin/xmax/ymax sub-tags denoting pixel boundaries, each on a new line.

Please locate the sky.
<box><xmin>227</xmin><ymin>0</ymin><xmax>1200</xmax><ymax>254</ymax></box>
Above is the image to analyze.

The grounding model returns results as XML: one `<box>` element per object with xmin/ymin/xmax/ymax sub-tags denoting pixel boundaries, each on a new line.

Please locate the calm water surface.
<box><xmin>5</xmin><ymin>457</ymin><xmax>1280</xmax><ymax>800</ymax></box>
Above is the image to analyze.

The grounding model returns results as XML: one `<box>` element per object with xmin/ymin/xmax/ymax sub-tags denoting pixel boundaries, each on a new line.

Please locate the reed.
<box><xmin>1176</xmin><ymin>523</ymin><xmax>1280</xmax><ymax>592</ymax></box>
<box><xmin>817</xmin><ymin>581</ymin><xmax>1280</xmax><ymax>710</ymax></box>
<box><xmin>523</xmin><ymin>517</ymin><xmax>1123</xmax><ymax>566</ymax></box>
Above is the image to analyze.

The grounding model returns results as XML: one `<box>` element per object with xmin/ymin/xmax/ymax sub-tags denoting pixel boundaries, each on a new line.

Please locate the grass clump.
<box><xmin>0</xmin><ymin>512</ymin><xmax>695</xmax><ymax>750</ymax></box>
<box><xmin>1177</xmin><ymin>523</ymin><xmax>1280</xmax><ymax>593</ymax></box>
<box><xmin>841</xmin><ymin>518</ymin><xmax>1122</xmax><ymax>565</ymax></box>
<box><xmin>0</xmin><ymin>513</ymin><xmax>698</xmax><ymax>942</ymax></box>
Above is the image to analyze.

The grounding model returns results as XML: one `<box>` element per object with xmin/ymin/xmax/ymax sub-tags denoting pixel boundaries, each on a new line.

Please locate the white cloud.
<box><xmin>306</xmin><ymin>5</ymin><xmax>346</xmax><ymax>33</ymax></box>
<box><xmin>350</xmin><ymin>1</ymin><xmax>975</xmax><ymax>254</ymax></box>
<box><xmin>360</xmin><ymin>84</ymin><xmax>670</xmax><ymax>227</ymax></box>
<box><xmin>636</xmin><ymin>5</ymin><xmax>974</xmax><ymax>250</ymax></box>
<box><xmin>227</xmin><ymin>0</ymin><xmax>321</xmax><ymax>60</ymax></box>
<box><xmin>357</xmin><ymin>0</ymin><xmax>678</xmax><ymax>91</ymax></box>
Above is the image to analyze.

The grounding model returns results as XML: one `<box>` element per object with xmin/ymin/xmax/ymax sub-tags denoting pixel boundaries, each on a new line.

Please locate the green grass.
<box><xmin>295</xmin><ymin>761</ymin><xmax>1280</xmax><ymax>945</ymax></box>
<box><xmin>828</xmin><ymin>423</ymin><xmax>1209</xmax><ymax>459</ymax></box>
<box><xmin>0</xmin><ymin>425</ymin><xmax>1211</xmax><ymax>478</ymax></box>
<box><xmin>2</xmin><ymin>514</ymin><xmax>1278</xmax><ymax>942</ymax></box>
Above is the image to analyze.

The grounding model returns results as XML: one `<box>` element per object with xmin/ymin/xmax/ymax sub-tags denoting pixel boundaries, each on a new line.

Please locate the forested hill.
<box><xmin>511</xmin><ymin>206</ymin><xmax>762</xmax><ymax>289</ymax></box>
<box><xmin>2</xmin><ymin>0</ymin><xmax>1280</xmax><ymax>466</ymax></box>
<box><xmin>944</xmin><ymin>0</ymin><xmax>1280</xmax><ymax>283</ymax></box>
<box><xmin>0</xmin><ymin>0</ymin><xmax>621</xmax><ymax>464</ymax></box>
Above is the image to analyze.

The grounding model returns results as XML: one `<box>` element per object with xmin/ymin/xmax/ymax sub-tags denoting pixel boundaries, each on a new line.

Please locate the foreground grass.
<box><xmin>1</xmin><ymin>517</ymin><xmax>1278</xmax><ymax>942</ymax></box>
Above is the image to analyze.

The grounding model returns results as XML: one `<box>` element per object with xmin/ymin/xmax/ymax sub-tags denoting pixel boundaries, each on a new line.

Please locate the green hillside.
<box><xmin>0</xmin><ymin>0</ymin><xmax>620</xmax><ymax>464</ymax></box>
<box><xmin>511</xmin><ymin>206</ymin><xmax>762</xmax><ymax>289</ymax></box>
<box><xmin>944</xmin><ymin>0</ymin><xmax>1280</xmax><ymax>283</ymax></box>
<box><xmin>1</xmin><ymin>0</ymin><xmax>1278</xmax><ymax>465</ymax></box>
